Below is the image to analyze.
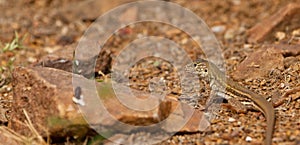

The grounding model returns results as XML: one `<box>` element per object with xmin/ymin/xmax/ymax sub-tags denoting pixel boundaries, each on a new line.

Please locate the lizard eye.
<box><xmin>193</xmin><ymin>63</ymin><xmax>197</xmax><ymax>67</ymax></box>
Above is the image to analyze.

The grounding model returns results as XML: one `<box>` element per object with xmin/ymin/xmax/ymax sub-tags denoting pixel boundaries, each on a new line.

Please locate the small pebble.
<box><xmin>74</xmin><ymin>60</ymin><xmax>80</xmax><ymax>66</ymax></box>
<box><xmin>279</xmin><ymin>83</ymin><xmax>285</xmax><ymax>88</ymax></box>
<box><xmin>211</xmin><ymin>25</ymin><xmax>226</xmax><ymax>33</ymax></box>
<box><xmin>6</xmin><ymin>87</ymin><xmax>11</xmax><ymax>92</ymax></box>
<box><xmin>292</xmin><ymin>28</ymin><xmax>300</xmax><ymax>36</ymax></box>
<box><xmin>243</xmin><ymin>44</ymin><xmax>253</xmax><ymax>49</ymax></box>
<box><xmin>57</xmin><ymin>59</ymin><xmax>68</xmax><ymax>63</ymax></box>
<box><xmin>27</xmin><ymin>57</ymin><xmax>37</xmax><ymax>63</ymax></box>
<box><xmin>245</xmin><ymin>136</ymin><xmax>252</xmax><ymax>142</ymax></box>
<box><xmin>224</xmin><ymin>29</ymin><xmax>235</xmax><ymax>40</ymax></box>
<box><xmin>232</xmin><ymin>0</ymin><xmax>241</xmax><ymax>5</ymax></box>
<box><xmin>228</xmin><ymin>117</ymin><xmax>236</xmax><ymax>122</ymax></box>
<box><xmin>275</xmin><ymin>31</ymin><xmax>286</xmax><ymax>40</ymax></box>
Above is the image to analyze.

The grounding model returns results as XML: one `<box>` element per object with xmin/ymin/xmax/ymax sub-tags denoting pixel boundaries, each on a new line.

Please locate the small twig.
<box><xmin>97</xmin><ymin>70</ymin><xmax>109</xmax><ymax>82</ymax></box>
<box><xmin>0</xmin><ymin>100</ymin><xmax>13</xmax><ymax>103</ymax></box>
<box><xmin>275</xmin><ymin>86</ymin><xmax>300</xmax><ymax>107</ymax></box>
<box><xmin>0</xmin><ymin>79</ymin><xmax>5</xmax><ymax>88</ymax></box>
<box><xmin>82</xmin><ymin>137</ymin><xmax>89</xmax><ymax>145</ymax></box>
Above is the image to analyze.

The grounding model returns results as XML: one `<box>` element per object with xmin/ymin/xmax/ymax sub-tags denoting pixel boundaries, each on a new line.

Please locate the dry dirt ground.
<box><xmin>0</xmin><ymin>0</ymin><xmax>300</xmax><ymax>145</ymax></box>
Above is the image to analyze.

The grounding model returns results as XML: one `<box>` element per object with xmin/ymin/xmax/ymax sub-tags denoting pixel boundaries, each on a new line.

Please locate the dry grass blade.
<box><xmin>0</xmin><ymin>109</ymin><xmax>49</xmax><ymax>145</ymax></box>
<box><xmin>37</xmin><ymin>123</ymin><xmax>50</xmax><ymax>144</ymax></box>
<box><xmin>0</xmin><ymin>126</ymin><xmax>30</xmax><ymax>143</ymax></box>
<box><xmin>23</xmin><ymin>109</ymin><xmax>47</xmax><ymax>145</ymax></box>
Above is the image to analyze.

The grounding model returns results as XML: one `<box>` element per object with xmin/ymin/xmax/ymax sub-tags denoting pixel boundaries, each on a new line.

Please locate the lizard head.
<box><xmin>185</xmin><ymin>59</ymin><xmax>209</xmax><ymax>78</ymax></box>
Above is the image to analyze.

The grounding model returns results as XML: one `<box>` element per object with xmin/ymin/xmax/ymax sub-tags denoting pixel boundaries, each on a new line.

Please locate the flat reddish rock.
<box><xmin>247</xmin><ymin>3</ymin><xmax>300</xmax><ymax>43</ymax></box>
<box><xmin>10</xmin><ymin>66</ymin><xmax>88</xmax><ymax>137</ymax></box>
<box><xmin>10</xmin><ymin>66</ymin><xmax>206</xmax><ymax>138</ymax></box>
<box><xmin>264</xmin><ymin>44</ymin><xmax>300</xmax><ymax>57</ymax></box>
<box><xmin>164</xmin><ymin>102</ymin><xmax>208</xmax><ymax>132</ymax></box>
<box><xmin>232</xmin><ymin>47</ymin><xmax>284</xmax><ymax>81</ymax></box>
<box><xmin>78</xmin><ymin>82</ymin><xmax>207</xmax><ymax>134</ymax></box>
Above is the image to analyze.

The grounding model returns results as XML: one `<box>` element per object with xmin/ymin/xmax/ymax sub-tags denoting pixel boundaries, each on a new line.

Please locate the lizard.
<box><xmin>185</xmin><ymin>58</ymin><xmax>275</xmax><ymax>145</ymax></box>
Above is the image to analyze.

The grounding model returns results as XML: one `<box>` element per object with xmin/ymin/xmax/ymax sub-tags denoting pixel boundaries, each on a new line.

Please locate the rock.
<box><xmin>36</xmin><ymin>44</ymin><xmax>75</xmax><ymax>72</ymax></box>
<box><xmin>247</xmin><ymin>3</ymin><xmax>300</xmax><ymax>43</ymax></box>
<box><xmin>264</xmin><ymin>44</ymin><xmax>300</xmax><ymax>57</ymax></box>
<box><xmin>87</xmin><ymin>83</ymin><xmax>206</xmax><ymax>134</ymax></box>
<box><xmin>179</xmin><ymin>108</ymin><xmax>208</xmax><ymax>132</ymax></box>
<box><xmin>284</xmin><ymin>56</ymin><xmax>299</xmax><ymax>68</ymax></box>
<box><xmin>10</xmin><ymin>66</ymin><xmax>207</xmax><ymax>138</ymax></box>
<box><xmin>57</xmin><ymin>35</ymin><xmax>75</xmax><ymax>46</ymax></box>
<box><xmin>232</xmin><ymin>47</ymin><xmax>284</xmax><ymax>81</ymax></box>
<box><xmin>160</xmin><ymin>98</ymin><xmax>207</xmax><ymax>133</ymax></box>
<box><xmin>10</xmin><ymin>66</ymin><xmax>88</xmax><ymax>138</ymax></box>
<box><xmin>36</xmin><ymin>44</ymin><xmax>111</xmax><ymax>78</ymax></box>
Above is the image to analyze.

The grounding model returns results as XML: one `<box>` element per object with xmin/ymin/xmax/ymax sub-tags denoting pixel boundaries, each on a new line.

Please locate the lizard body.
<box><xmin>186</xmin><ymin>59</ymin><xmax>275</xmax><ymax>145</ymax></box>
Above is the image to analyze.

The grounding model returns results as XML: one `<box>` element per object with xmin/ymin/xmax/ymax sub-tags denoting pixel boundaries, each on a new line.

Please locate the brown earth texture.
<box><xmin>0</xmin><ymin>0</ymin><xmax>300</xmax><ymax>145</ymax></box>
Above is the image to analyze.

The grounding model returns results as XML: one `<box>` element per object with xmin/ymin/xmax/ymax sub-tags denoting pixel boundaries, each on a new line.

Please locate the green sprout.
<box><xmin>0</xmin><ymin>31</ymin><xmax>27</xmax><ymax>53</ymax></box>
<box><xmin>0</xmin><ymin>32</ymin><xmax>27</xmax><ymax>83</ymax></box>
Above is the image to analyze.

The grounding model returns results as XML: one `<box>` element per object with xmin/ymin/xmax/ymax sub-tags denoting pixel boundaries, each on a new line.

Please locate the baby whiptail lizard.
<box><xmin>185</xmin><ymin>58</ymin><xmax>275</xmax><ymax>145</ymax></box>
